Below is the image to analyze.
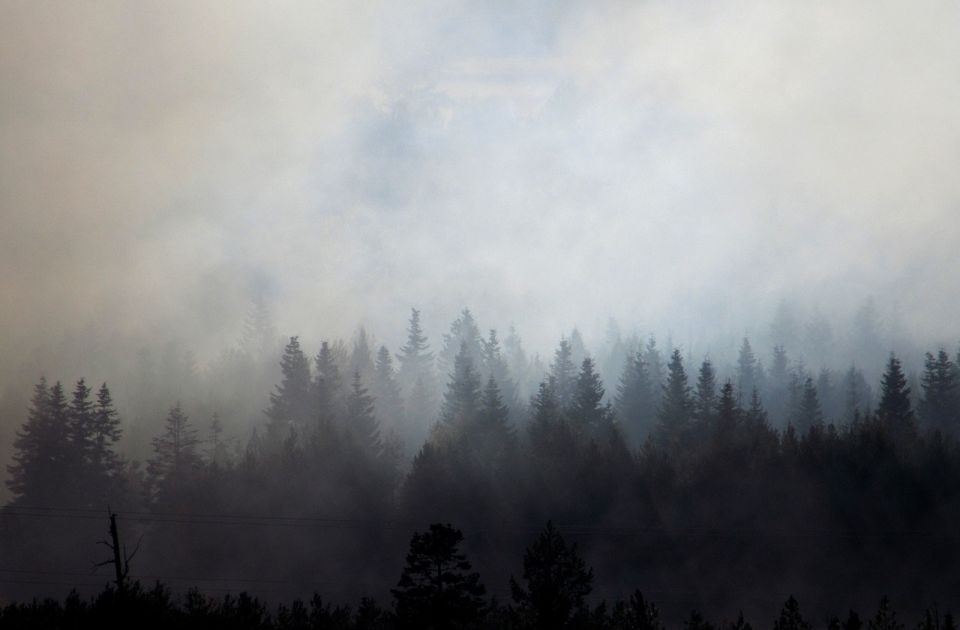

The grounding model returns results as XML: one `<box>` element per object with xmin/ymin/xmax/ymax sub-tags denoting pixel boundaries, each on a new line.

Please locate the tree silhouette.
<box><xmin>391</xmin><ymin>523</ymin><xmax>486</xmax><ymax>630</ymax></box>
<box><xmin>510</xmin><ymin>521</ymin><xmax>593</xmax><ymax>629</ymax></box>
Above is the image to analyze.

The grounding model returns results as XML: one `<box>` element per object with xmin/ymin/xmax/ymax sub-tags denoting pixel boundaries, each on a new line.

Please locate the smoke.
<box><xmin>2</xmin><ymin>0</ymin><xmax>959</xmax><ymax>383</ymax></box>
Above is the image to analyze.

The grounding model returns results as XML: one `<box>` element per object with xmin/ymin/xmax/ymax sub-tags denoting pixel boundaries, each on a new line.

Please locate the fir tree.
<box><xmin>397</xmin><ymin>308</ymin><xmax>434</xmax><ymax>393</ymax></box>
<box><xmin>265</xmin><ymin>337</ymin><xmax>312</xmax><ymax>445</ymax></box>
<box><xmin>345</xmin><ymin>371</ymin><xmax>381</xmax><ymax>457</ymax></box>
<box><xmin>350</xmin><ymin>326</ymin><xmax>375</xmax><ymax>384</ymax></box>
<box><xmin>919</xmin><ymin>349</ymin><xmax>958</xmax><ymax>433</ymax></box>
<box><xmin>737</xmin><ymin>338</ymin><xmax>758</xmax><ymax>402</ymax></box>
<box><xmin>878</xmin><ymin>354</ymin><xmax>914</xmax><ymax>436</ymax></box>
<box><xmin>511</xmin><ymin>521</ymin><xmax>593</xmax><ymax>630</ymax></box>
<box><xmin>6</xmin><ymin>378</ymin><xmax>69</xmax><ymax>505</ymax></box>
<box><xmin>611</xmin><ymin>590</ymin><xmax>663</xmax><ymax>630</ymax></box>
<box><xmin>481</xmin><ymin>329</ymin><xmax>517</xmax><ymax>413</ymax></box>
<box><xmin>550</xmin><ymin>338</ymin><xmax>577</xmax><ymax>410</ymax></box>
<box><xmin>694</xmin><ymin>359</ymin><xmax>717</xmax><ymax>427</ymax></box>
<box><xmin>314</xmin><ymin>340</ymin><xmax>344</xmax><ymax>429</ymax></box>
<box><xmin>373</xmin><ymin>345</ymin><xmax>405</xmax><ymax>434</ymax></box>
<box><xmin>570</xmin><ymin>357</ymin><xmax>611</xmax><ymax>435</ymax></box>
<box><xmin>439</xmin><ymin>309</ymin><xmax>483</xmax><ymax>378</ymax></box>
<box><xmin>440</xmin><ymin>343</ymin><xmax>483</xmax><ymax>429</ymax></box>
<box><xmin>790</xmin><ymin>377</ymin><xmax>823</xmax><ymax>432</ymax></box>
<box><xmin>147</xmin><ymin>403</ymin><xmax>200</xmax><ymax>499</ymax></box>
<box><xmin>615</xmin><ymin>350</ymin><xmax>656</xmax><ymax>446</ymax></box>
<box><xmin>655</xmin><ymin>349</ymin><xmax>693</xmax><ymax>450</ymax></box>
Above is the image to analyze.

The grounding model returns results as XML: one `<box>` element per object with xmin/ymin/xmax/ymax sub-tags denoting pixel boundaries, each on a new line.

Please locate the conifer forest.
<box><xmin>3</xmin><ymin>2</ymin><xmax>960</xmax><ymax>629</ymax></box>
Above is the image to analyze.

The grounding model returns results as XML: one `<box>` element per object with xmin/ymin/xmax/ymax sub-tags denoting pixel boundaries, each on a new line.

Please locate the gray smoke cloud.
<box><xmin>2</xmin><ymin>0</ymin><xmax>959</xmax><ymax>383</ymax></box>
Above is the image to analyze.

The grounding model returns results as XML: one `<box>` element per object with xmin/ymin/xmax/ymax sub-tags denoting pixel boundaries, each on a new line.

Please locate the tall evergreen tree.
<box><xmin>694</xmin><ymin>360</ymin><xmax>717</xmax><ymax>427</ymax></box>
<box><xmin>655</xmin><ymin>350</ymin><xmax>693</xmax><ymax>450</ymax></box>
<box><xmin>345</xmin><ymin>371</ymin><xmax>381</xmax><ymax>457</ymax></box>
<box><xmin>147</xmin><ymin>403</ymin><xmax>200</xmax><ymax>500</ymax></box>
<box><xmin>6</xmin><ymin>378</ymin><xmax>70</xmax><ymax>505</ymax></box>
<box><xmin>397</xmin><ymin>308</ymin><xmax>434</xmax><ymax>392</ymax></box>
<box><xmin>510</xmin><ymin>521</ymin><xmax>594</xmax><ymax>630</ymax></box>
<box><xmin>440</xmin><ymin>343</ymin><xmax>483</xmax><ymax>430</ymax></box>
<box><xmin>550</xmin><ymin>338</ymin><xmax>577</xmax><ymax>410</ymax></box>
<box><xmin>715</xmin><ymin>381</ymin><xmax>740</xmax><ymax>442</ymax></box>
<box><xmin>737</xmin><ymin>338</ymin><xmax>758</xmax><ymax>402</ymax></box>
<box><xmin>570</xmin><ymin>357</ymin><xmax>611</xmax><ymax>435</ymax></box>
<box><xmin>313</xmin><ymin>340</ymin><xmax>344</xmax><ymax>434</ymax></box>
<box><xmin>350</xmin><ymin>326</ymin><xmax>375</xmax><ymax>385</ymax></box>
<box><xmin>878</xmin><ymin>354</ymin><xmax>915</xmax><ymax>436</ymax></box>
<box><xmin>919</xmin><ymin>349</ymin><xmax>958</xmax><ymax>433</ymax></box>
<box><xmin>439</xmin><ymin>309</ymin><xmax>483</xmax><ymax>378</ymax></box>
<box><xmin>265</xmin><ymin>337</ymin><xmax>312</xmax><ymax>445</ymax></box>
<box><xmin>615</xmin><ymin>350</ymin><xmax>656</xmax><ymax>446</ymax></box>
<box><xmin>392</xmin><ymin>523</ymin><xmax>486</xmax><ymax>630</ymax></box>
<box><xmin>373</xmin><ymin>345</ymin><xmax>405</xmax><ymax>435</ymax></box>
<box><xmin>480</xmin><ymin>329</ymin><xmax>518</xmax><ymax>414</ymax></box>
<box><xmin>91</xmin><ymin>383</ymin><xmax>123</xmax><ymax>489</ymax></box>
<box><xmin>788</xmin><ymin>376</ymin><xmax>823</xmax><ymax>432</ymax></box>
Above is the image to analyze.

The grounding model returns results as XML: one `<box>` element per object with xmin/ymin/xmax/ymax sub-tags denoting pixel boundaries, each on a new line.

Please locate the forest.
<box><xmin>2</xmin><ymin>304</ymin><xmax>960</xmax><ymax>629</ymax></box>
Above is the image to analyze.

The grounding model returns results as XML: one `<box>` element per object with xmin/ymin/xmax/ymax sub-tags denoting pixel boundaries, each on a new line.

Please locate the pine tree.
<box><xmin>655</xmin><ymin>350</ymin><xmax>693</xmax><ymax>450</ymax></box>
<box><xmin>7</xmin><ymin>378</ymin><xmax>66</xmax><ymax>505</ymax></box>
<box><xmin>439</xmin><ymin>309</ymin><xmax>483</xmax><ymax>378</ymax></box>
<box><xmin>90</xmin><ymin>383</ymin><xmax>124</xmax><ymax>493</ymax></box>
<box><xmin>392</xmin><ymin>523</ymin><xmax>486</xmax><ymax>630</ymax></box>
<box><xmin>615</xmin><ymin>350</ymin><xmax>656</xmax><ymax>446</ymax></box>
<box><xmin>737</xmin><ymin>338</ymin><xmax>758</xmax><ymax>402</ymax></box>
<box><xmin>570</xmin><ymin>357</ymin><xmax>611</xmax><ymax>435</ymax></box>
<box><xmin>397</xmin><ymin>308</ymin><xmax>434</xmax><ymax>393</ymax></box>
<box><xmin>694</xmin><ymin>360</ymin><xmax>717</xmax><ymax>427</ymax></box>
<box><xmin>67</xmin><ymin>379</ymin><xmax>95</xmax><ymax>489</ymax></box>
<box><xmin>528</xmin><ymin>377</ymin><xmax>561</xmax><ymax>457</ymax></box>
<box><xmin>481</xmin><ymin>329</ymin><xmax>517</xmax><ymax>413</ymax></box>
<box><xmin>510</xmin><ymin>521</ymin><xmax>593</xmax><ymax>630</ymax></box>
<box><xmin>350</xmin><ymin>327</ymin><xmax>375</xmax><ymax>384</ymax></box>
<box><xmin>715</xmin><ymin>381</ymin><xmax>740</xmax><ymax>443</ymax></box>
<box><xmin>147</xmin><ymin>403</ymin><xmax>200</xmax><ymax>499</ymax></box>
<box><xmin>550</xmin><ymin>338</ymin><xmax>577</xmax><ymax>410</ymax></box>
<box><xmin>790</xmin><ymin>377</ymin><xmax>823</xmax><ymax>432</ymax></box>
<box><xmin>373</xmin><ymin>345</ymin><xmax>405</xmax><ymax>434</ymax></box>
<box><xmin>265</xmin><ymin>337</ymin><xmax>312</xmax><ymax>445</ymax></box>
<box><xmin>473</xmin><ymin>376</ymin><xmax>515</xmax><ymax>465</ymax></box>
<box><xmin>774</xmin><ymin>596</ymin><xmax>811</xmax><ymax>630</ymax></box>
<box><xmin>440</xmin><ymin>343</ymin><xmax>483</xmax><ymax>429</ymax></box>
<box><xmin>314</xmin><ymin>340</ymin><xmax>344</xmax><ymax>429</ymax></box>
<box><xmin>345</xmin><ymin>371</ymin><xmax>381</xmax><ymax>457</ymax></box>
<box><xmin>878</xmin><ymin>354</ymin><xmax>914</xmax><ymax>436</ymax></box>
<box><xmin>611</xmin><ymin>590</ymin><xmax>663</xmax><ymax>630</ymax></box>
<box><xmin>919</xmin><ymin>349</ymin><xmax>958</xmax><ymax>433</ymax></box>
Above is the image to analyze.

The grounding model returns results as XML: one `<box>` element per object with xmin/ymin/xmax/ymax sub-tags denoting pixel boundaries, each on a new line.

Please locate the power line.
<box><xmin>2</xmin><ymin>506</ymin><xmax>958</xmax><ymax>539</ymax></box>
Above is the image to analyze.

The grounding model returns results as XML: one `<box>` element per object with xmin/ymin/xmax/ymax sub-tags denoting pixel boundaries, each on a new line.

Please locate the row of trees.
<box><xmin>5</xmin><ymin>308</ymin><xmax>960</xmax><ymax>617</ymax></box>
<box><xmin>1</xmin><ymin>519</ymin><xmax>952</xmax><ymax>630</ymax></box>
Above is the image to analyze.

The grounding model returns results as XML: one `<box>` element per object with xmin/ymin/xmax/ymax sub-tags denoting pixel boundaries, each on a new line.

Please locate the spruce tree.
<box><xmin>550</xmin><ymin>338</ymin><xmax>577</xmax><ymax>410</ymax></box>
<box><xmin>570</xmin><ymin>357</ymin><xmax>611</xmax><ymax>435</ymax></box>
<box><xmin>694</xmin><ymin>359</ymin><xmax>717</xmax><ymax>427</ymax></box>
<box><xmin>715</xmin><ymin>381</ymin><xmax>739</xmax><ymax>442</ymax></box>
<box><xmin>737</xmin><ymin>338</ymin><xmax>758</xmax><ymax>401</ymax></box>
<box><xmin>91</xmin><ymin>383</ymin><xmax>123</xmax><ymax>489</ymax></box>
<box><xmin>440</xmin><ymin>343</ymin><xmax>483</xmax><ymax>429</ymax></box>
<box><xmin>349</xmin><ymin>327</ymin><xmax>375</xmax><ymax>384</ymax></box>
<box><xmin>790</xmin><ymin>377</ymin><xmax>823</xmax><ymax>432</ymax></box>
<box><xmin>397</xmin><ymin>308</ymin><xmax>434</xmax><ymax>393</ymax></box>
<box><xmin>6</xmin><ymin>378</ymin><xmax>66</xmax><ymax>505</ymax></box>
<box><xmin>373</xmin><ymin>345</ymin><xmax>405</xmax><ymax>434</ymax></box>
<box><xmin>314</xmin><ymin>340</ymin><xmax>344</xmax><ymax>429</ymax></box>
<box><xmin>481</xmin><ymin>329</ymin><xmax>518</xmax><ymax>413</ymax></box>
<box><xmin>439</xmin><ymin>309</ymin><xmax>483</xmax><ymax>377</ymax></box>
<box><xmin>147</xmin><ymin>403</ymin><xmax>200</xmax><ymax>499</ymax></box>
<box><xmin>265</xmin><ymin>336</ymin><xmax>312</xmax><ymax>445</ymax></box>
<box><xmin>919</xmin><ymin>349</ymin><xmax>958</xmax><ymax>433</ymax></box>
<box><xmin>655</xmin><ymin>349</ymin><xmax>693</xmax><ymax>450</ymax></box>
<box><xmin>878</xmin><ymin>354</ymin><xmax>914</xmax><ymax>436</ymax></box>
<box><xmin>774</xmin><ymin>596</ymin><xmax>811</xmax><ymax>630</ymax></box>
<box><xmin>615</xmin><ymin>350</ymin><xmax>657</xmax><ymax>447</ymax></box>
<box><xmin>511</xmin><ymin>521</ymin><xmax>593</xmax><ymax>630</ymax></box>
<box><xmin>345</xmin><ymin>371</ymin><xmax>381</xmax><ymax>457</ymax></box>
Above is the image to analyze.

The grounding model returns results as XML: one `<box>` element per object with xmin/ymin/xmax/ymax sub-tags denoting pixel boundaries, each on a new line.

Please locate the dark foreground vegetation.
<box><xmin>4</xmin><ymin>307</ymin><xmax>960</xmax><ymax>624</ymax></box>
<box><xmin>1</xmin><ymin>520</ymin><xmax>955</xmax><ymax>630</ymax></box>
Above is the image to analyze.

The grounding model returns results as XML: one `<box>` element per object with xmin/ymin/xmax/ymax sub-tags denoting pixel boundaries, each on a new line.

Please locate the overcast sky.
<box><xmin>2</xmin><ymin>0</ymin><xmax>959</xmax><ymax>378</ymax></box>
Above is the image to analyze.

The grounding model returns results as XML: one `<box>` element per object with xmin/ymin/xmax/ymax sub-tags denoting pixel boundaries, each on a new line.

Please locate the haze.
<box><xmin>2</xmin><ymin>0</ymin><xmax>959</xmax><ymax>382</ymax></box>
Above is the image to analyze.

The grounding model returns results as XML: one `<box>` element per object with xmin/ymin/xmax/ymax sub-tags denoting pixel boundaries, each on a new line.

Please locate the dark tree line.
<box><xmin>4</xmin><ymin>307</ymin><xmax>960</xmax><ymax>622</ymax></box>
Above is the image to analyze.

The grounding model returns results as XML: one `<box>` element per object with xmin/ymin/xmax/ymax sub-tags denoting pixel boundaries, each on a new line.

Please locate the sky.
<box><xmin>2</xmin><ymin>0</ymin><xmax>959</xmax><ymax>382</ymax></box>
